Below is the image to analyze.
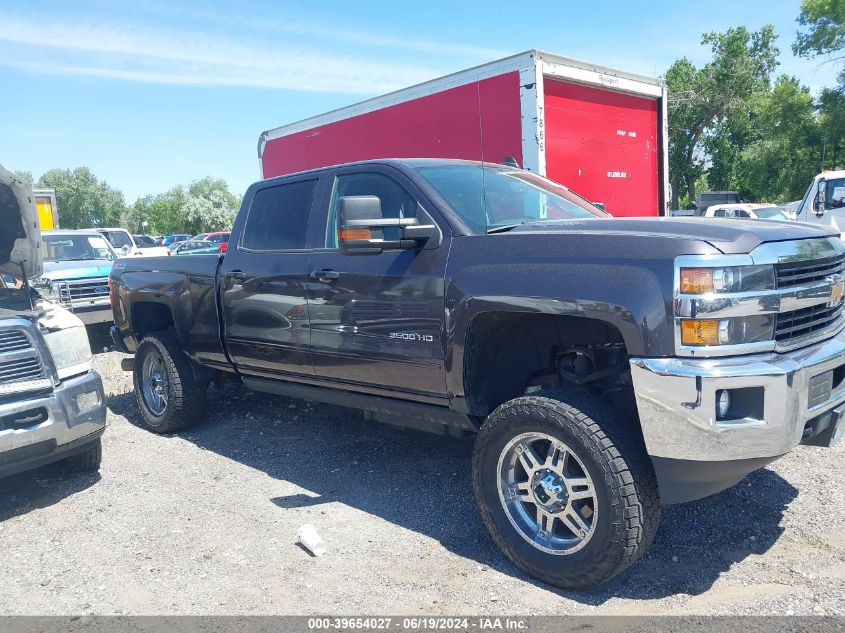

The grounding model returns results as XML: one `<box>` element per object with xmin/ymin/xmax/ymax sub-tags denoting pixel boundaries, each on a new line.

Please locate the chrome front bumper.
<box><xmin>630</xmin><ymin>328</ymin><xmax>845</xmax><ymax>463</ymax></box>
<box><xmin>0</xmin><ymin>371</ymin><xmax>106</xmax><ymax>477</ymax></box>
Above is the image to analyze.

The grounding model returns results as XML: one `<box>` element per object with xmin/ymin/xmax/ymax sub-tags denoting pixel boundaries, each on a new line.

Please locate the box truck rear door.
<box><xmin>544</xmin><ymin>80</ymin><xmax>659</xmax><ymax>218</ymax></box>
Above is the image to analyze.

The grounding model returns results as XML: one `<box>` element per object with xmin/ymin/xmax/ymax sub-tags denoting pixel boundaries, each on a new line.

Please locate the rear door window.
<box><xmin>102</xmin><ymin>230</ymin><xmax>132</xmax><ymax>248</ymax></box>
<box><xmin>241</xmin><ymin>180</ymin><xmax>318</xmax><ymax>251</ymax></box>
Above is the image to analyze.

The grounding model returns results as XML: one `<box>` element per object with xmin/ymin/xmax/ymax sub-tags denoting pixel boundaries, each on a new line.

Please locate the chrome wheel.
<box><xmin>141</xmin><ymin>350</ymin><xmax>168</xmax><ymax>415</ymax></box>
<box><xmin>497</xmin><ymin>432</ymin><xmax>598</xmax><ymax>555</ymax></box>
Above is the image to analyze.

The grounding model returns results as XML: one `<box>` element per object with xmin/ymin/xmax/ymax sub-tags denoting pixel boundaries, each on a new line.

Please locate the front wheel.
<box><xmin>472</xmin><ymin>391</ymin><xmax>660</xmax><ymax>589</ymax></box>
<box><xmin>133</xmin><ymin>331</ymin><xmax>208</xmax><ymax>433</ymax></box>
<box><xmin>62</xmin><ymin>438</ymin><xmax>102</xmax><ymax>473</ymax></box>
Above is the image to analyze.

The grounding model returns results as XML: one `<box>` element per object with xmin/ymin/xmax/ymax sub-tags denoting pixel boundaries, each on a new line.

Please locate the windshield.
<box><xmin>134</xmin><ymin>235</ymin><xmax>156</xmax><ymax>247</ymax></box>
<box><xmin>754</xmin><ymin>206</ymin><xmax>787</xmax><ymax>220</ymax></box>
<box><xmin>413</xmin><ymin>164</ymin><xmax>606</xmax><ymax>233</ymax></box>
<box><xmin>43</xmin><ymin>234</ymin><xmax>114</xmax><ymax>261</ymax></box>
<box><xmin>824</xmin><ymin>178</ymin><xmax>845</xmax><ymax>210</ymax></box>
<box><xmin>100</xmin><ymin>230</ymin><xmax>132</xmax><ymax>248</ymax></box>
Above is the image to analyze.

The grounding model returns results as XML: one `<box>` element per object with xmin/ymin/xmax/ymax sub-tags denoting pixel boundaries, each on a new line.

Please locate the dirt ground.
<box><xmin>0</xmin><ymin>326</ymin><xmax>843</xmax><ymax>616</ymax></box>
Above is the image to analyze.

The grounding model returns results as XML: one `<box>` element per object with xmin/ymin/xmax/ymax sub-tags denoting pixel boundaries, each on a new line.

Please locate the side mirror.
<box><xmin>337</xmin><ymin>195</ymin><xmax>441</xmax><ymax>255</ymax></box>
<box><xmin>120</xmin><ymin>245</ymin><xmax>131</xmax><ymax>256</ymax></box>
<box><xmin>816</xmin><ymin>179</ymin><xmax>827</xmax><ymax>217</ymax></box>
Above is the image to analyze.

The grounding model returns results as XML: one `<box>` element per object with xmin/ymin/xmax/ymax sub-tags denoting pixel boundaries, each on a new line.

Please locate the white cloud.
<box><xmin>181</xmin><ymin>8</ymin><xmax>509</xmax><ymax>60</ymax></box>
<box><xmin>0</xmin><ymin>14</ymin><xmax>467</xmax><ymax>94</ymax></box>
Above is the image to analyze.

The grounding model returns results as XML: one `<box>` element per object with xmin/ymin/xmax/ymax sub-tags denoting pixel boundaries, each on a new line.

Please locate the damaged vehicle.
<box><xmin>111</xmin><ymin>159</ymin><xmax>845</xmax><ymax>588</ymax></box>
<box><xmin>0</xmin><ymin>164</ymin><xmax>106</xmax><ymax>478</ymax></box>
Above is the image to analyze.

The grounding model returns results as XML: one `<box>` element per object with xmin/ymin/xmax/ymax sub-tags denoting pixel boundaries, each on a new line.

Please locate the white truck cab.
<box><xmin>796</xmin><ymin>170</ymin><xmax>845</xmax><ymax>239</ymax></box>
<box><xmin>97</xmin><ymin>228</ymin><xmax>170</xmax><ymax>258</ymax></box>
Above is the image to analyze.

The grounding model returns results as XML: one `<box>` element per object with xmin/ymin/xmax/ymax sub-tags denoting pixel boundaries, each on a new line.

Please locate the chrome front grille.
<box><xmin>774</xmin><ymin>252</ymin><xmax>845</xmax><ymax>346</ymax></box>
<box><xmin>56</xmin><ymin>277</ymin><xmax>111</xmax><ymax>303</ymax></box>
<box><xmin>0</xmin><ymin>324</ymin><xmax>50</xmax><ymax>394</ymax></box>
<box><xmin>0</xmin><ymin>356</ymin><xmax>43</xmax><ymax>382</ymax></box>
<box><xmin>0</xmin><ymin>329</ymin><xmax>30</xmax><ymax>353</ymax></box>
<box><xmin>775</xmin><ymin>303</ymin><xmax>844</xmax><ymax>342</ymax></box>
<box><xmin>776</xmin><ymin>254</ymin><xmax>845</xmax><ymax>289</ymax></box>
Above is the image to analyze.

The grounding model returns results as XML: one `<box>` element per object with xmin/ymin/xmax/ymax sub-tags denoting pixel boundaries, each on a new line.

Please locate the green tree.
<box><xmin>667</xmin><ymin>26</ymin><xmax>779</xmax><ymax>208</ymax></box>
<box><xmin>819</xmin><ymin>87</ymin><xmax>845</xmax><ymax>167</ymax></box>
<box><xmin>188</xmin><ymin>177</ymin><xmax>241</xmax><ymax>213</ymax></box>
<box><xmin>794</xmin><ymin>0</ymin><xmax>845</xmax><ymax>87</ymax></box>
<box><xmin>132</xmin><ymin>186</ymin><xmax>188</xmax><ymax>235</ymax></box>
<box><xmin>735</xmin><ymin>76</ymin><xmax>821</xmax><ymax>201</ymax></box>
<box><xmin>36</xmin><ymin>167</ymin><xmax>127</xmax><ymax>229</ymax></box>
<box><xmin>182</xmin><ymin>191</ymin><xmax>236</xmax><ymax>235</ymax></box>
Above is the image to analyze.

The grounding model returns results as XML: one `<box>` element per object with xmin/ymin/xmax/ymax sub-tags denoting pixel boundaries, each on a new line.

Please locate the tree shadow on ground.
<box><xmin>110</xmin><ymin>383</ymin><xmax>797</xmax><ymax>603</ymax></box>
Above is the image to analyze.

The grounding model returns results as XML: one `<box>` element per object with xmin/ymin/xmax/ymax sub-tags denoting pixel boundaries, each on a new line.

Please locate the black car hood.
<box><xmin>510</xmin><ymin>217</ymin><xmax>838</xmax><ymax>254</ymax></box>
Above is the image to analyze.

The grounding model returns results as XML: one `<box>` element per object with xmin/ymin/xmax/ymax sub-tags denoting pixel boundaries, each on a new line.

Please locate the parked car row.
<box><xmin>26</xmin><ymin>228</ymin><xmax>231</xmax><ymax>326</ymax></box>
<box><xmin>701</xmin><ymin>203</ymin><xmax>790</xmax><ymax>221</ymax></box>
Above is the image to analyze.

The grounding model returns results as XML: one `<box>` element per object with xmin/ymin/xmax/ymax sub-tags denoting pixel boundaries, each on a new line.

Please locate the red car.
<box><xmin>193</xmin><ymin>231</ymin><xmax>231</xmax><ymax>253</ymax></box>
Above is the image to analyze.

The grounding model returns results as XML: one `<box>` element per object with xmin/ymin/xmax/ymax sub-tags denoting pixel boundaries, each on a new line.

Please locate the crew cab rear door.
<box><xmin>304</xmin><ymin>165</ymin><xmax>450</xmax><ymax>401</ymax></box>
<box><xmin>219</xmin><ymin>175</ymin><xmax>320</xmax><ymax>378</ymax></box>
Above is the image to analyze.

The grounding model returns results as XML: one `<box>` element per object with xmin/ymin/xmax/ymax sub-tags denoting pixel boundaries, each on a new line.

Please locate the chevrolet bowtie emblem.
<box><xmin>828</xmin><ymin>278</ymin><xmax>845</xmax><ymax>308</ymax></box>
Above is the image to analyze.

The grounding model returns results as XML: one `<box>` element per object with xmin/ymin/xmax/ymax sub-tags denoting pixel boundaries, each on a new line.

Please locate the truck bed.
<box><xmin>110</xmin><ymin>254</ymin><xmax>229</xmax><ymax>369</ymax></box>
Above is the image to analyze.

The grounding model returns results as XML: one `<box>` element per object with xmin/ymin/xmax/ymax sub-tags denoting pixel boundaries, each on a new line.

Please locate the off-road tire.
<box><xmin>62</xmin><ymin>438</ymin><xmax>102</xmax><ymax>473</ymax></box>
<box><xmin>472</xmin><ymin>389</ymin><xmax>660</xmax><ymax>589</ymax></box>
<box><xmin>133</xmin><ymin>331</ymin><xmax>208</xmax><ymax>433</ymax></box>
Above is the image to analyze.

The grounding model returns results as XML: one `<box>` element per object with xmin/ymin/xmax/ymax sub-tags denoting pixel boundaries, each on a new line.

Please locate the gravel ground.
<box><xmin>0</xmin><ymin>326</ymin><xmax>843</xmax><ymax>616</ymax></box>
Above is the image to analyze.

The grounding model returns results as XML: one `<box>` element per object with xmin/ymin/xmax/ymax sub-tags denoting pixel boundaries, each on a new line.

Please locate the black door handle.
<box><xmin>225</xmin><ymin>271</ymin><xmax>246</xmax><ymax>281</ymax></box>
<box><xmin>310</xmin><ymin>269</ymin><xmax>340</xmax><ymax>282</ymax></box>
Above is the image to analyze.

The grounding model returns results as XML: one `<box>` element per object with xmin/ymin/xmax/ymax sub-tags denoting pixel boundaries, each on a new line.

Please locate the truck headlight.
<box><xmin>43</xmin><ymin>325</ymin><xmax>93</xmax><ymax>379</ymax></box>
<box><xmin>680</xmin><ymin>315</ymin><xmax>775</xmax><ymax>346</ymax></box>
<box><xmin>680</xmin><ymin>265</ymin><xmax>774</xmax><ymax>294</ymax></box>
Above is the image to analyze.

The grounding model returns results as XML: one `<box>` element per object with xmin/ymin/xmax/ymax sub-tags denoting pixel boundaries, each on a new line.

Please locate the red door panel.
<box><xmin>543</xmin><ymin>79</ymin><xmax>659</xmax><ymax>217</ymax></box>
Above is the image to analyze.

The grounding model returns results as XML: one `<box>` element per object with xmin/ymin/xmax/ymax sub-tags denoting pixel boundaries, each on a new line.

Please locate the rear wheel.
<box><xmin>133</xmin><ymin>331</ymin><xmax>208</xmax><ymax>433</ymax></box>
<box><xmin>472</xmin><ymin>390</ymin><xmax>660</xmax><ymax>589</ymax></box>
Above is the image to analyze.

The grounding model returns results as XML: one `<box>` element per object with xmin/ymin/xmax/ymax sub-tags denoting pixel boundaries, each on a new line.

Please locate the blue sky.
<box><xmin>0</xmin><ymin>0</ymin><xmax>838</xmax><ymax>203</ymax></box>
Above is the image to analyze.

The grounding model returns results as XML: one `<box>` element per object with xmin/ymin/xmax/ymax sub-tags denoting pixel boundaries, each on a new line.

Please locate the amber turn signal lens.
<box><xmin>337</xmin><ymin>228</ymin><xmax>371</xmax><ymax>241</ymax></box>
<box><xmin>681</xmin><ymin>319</ymin><xmax>720</xmax><ymax>346</ymax></box>
<box><xmin>680</xmin><ymin>268</ymin><xmax>714</xmax><ymax>294</ymax></box>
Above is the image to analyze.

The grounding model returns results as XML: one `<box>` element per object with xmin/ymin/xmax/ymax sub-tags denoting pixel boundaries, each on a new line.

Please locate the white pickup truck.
<box><xmin>795</xmin><ymin>170</ymin><xmax>845</xmax><ymax>238</ymax></box>
<box><xmin>0</xmin><ymin>164</ymin><xmax>106</xmax><ymax>477</ymax></box>
<box><xmin>97</xmin><ymin>228</ymin><xmax>170</xmax><ymax>258</ymax></box>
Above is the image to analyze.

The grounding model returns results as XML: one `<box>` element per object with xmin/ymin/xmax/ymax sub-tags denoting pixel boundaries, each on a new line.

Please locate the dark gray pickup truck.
<box><xmin>110</xmin><ymin>159</ymin><xmax>845</xmax><ymax>588</ymax></box>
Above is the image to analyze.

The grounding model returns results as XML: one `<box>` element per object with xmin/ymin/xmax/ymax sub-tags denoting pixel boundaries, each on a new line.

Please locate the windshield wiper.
<box><xmin>487</xmin><ymin>223</ymin><xmax>522</xmax><ymax>234</ymax></box>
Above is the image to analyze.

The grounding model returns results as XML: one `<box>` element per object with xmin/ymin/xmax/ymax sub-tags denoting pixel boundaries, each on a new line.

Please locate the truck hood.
<box><xmin>510</xmin><ymin>217</ymin><xmax>838</xmax><ymax>254</ymax></box>
<box><xmin>41</xmin><ymin>259</ymin><xmax>114</xmax><ymax>280</ymax></box>
<box><xmin>0</xmin><ymin>163</ymin><xmax>42</xmax><ymax>279</ymax></box>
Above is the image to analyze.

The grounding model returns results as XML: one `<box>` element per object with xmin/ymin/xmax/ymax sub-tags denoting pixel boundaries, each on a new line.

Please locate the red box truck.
<box><xmin>259</xmin><ymin>50</ymin><xmax>669</xmax><ymax>217</ymax></box>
